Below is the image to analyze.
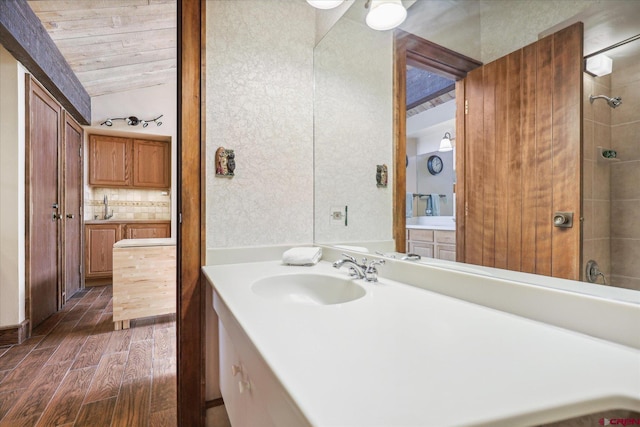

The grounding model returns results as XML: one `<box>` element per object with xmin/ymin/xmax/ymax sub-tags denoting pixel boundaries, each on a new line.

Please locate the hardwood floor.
<box><xmin>0</xmin><ymin>286</ymin><xmax>176</xmax><ymax>427</ymax></box>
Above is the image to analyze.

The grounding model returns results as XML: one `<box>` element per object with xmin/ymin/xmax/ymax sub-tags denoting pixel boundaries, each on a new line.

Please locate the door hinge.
<box><xmin>179</xmin><ymin>213</ymin><xmax>182</xmax><ymax>224</ymax></box>
<box><xmin>465</xmin><ymin>99</ymin><xmax>469</xmax><ymax>115</ymax></box>
<box><xmin>79</xmin><ymin>146</ymin><xmax>82</xmax><ymax>157</ymax></box>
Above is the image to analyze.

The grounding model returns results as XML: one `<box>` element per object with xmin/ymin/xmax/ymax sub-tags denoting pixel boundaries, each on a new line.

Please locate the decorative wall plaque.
<box><xmin>215</xmin><ymin>147</ymin><xmax>235</xmax><ymax>177</ymax></box>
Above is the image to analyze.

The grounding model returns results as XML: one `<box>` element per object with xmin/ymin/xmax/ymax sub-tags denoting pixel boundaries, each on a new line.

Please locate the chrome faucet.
<box><xmin>333</xmin><ymin>254</ymin><xmax>385</xmax><ymax>282</ymax></box>
<box><xmin>103</xmin><ymin>195</ymin><xmax>113</xmax><ymax>220</ymax></box>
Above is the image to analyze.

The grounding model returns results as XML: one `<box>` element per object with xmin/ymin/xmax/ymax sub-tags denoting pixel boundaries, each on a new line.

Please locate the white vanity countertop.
<box><xmin>202</xmin><ymin>261</ymin><xmax>640</xmax><ymax>426</ymax></box>
<box><xmin>406</xmin><ymin>216</ymin><xmax>456</xmax><ymax>231</ymax></box>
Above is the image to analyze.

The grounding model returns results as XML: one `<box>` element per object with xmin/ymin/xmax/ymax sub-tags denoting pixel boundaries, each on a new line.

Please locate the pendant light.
<box><xmin>439</xmin><ymin>132</ymin><xmax>453</xmax><ymax>152</ymax></box>
<box><xmin>366</xmin><ymin>0</ymin><xmax>407</xmax><ymax>31</ymax></box>
<box><xmin>306</xmin><ymin>0</ymin><xmax>344</xmax><ymax>9</ymax></box>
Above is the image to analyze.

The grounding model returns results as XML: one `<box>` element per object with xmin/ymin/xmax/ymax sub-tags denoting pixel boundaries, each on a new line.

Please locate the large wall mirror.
<box><xmin>313</xmin><ymin>0</ymin><xmax>640</xmax><ymax>296</ymax></box>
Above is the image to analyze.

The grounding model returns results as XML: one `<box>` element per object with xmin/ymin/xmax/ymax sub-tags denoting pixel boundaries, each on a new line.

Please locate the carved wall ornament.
<box><xmin>215</xmin><ymin>147</ymin><xmax>235</xmax><ymax>177</ymax></box>
<box><xmin>376</xmin><ymin>164</ymin><xmax>388</xmax><ymax>188</ymax></box>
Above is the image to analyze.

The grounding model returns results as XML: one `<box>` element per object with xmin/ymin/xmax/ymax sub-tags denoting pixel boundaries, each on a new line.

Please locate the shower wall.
<box><xmin>582</xmin><ymin>72</ymin><xmax>611</xmax><ymax>283</ymax></box>
<box><xmin>610</xmin><ymin>52</ymin><xmax>640</xmax><ymax>291</ymax></box>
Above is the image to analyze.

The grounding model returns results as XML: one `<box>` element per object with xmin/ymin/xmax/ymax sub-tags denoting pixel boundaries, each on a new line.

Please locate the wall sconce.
<box><xmin>585</xmin><ymin>54</ymin><xmax>612</xmax><ymax>77</ymax></box>
<box><xmin>306</xmin><ymin>0</ymin><xmax>344</xmax><ymax>9</ymax></box>
<box><xmin>365</xmin><ymin>0</ymin><xmax>407</xmax><ymax>31</ymax></box>
<box><xmin>439</xmin><ymin>132</ymin><xmax>453</xmax><ymax>152</ymax></box>
<box><xmin>100</xmin><ymin>115</ymin><xmax>163</xmax><ymax>128</ymax></box>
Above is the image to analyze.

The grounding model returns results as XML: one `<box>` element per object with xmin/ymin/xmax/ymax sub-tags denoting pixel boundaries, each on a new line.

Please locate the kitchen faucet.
<box><xmin>103</xmin><ymin>195</ymin><xmax>113</xmax><ymax>220</ymax></box>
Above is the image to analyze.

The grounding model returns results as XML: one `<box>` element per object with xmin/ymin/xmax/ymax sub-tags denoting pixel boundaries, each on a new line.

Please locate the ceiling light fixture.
<box><xmin>585</xmin><ymin>54</ymin><xmax>613</xmax><ymax>77</ymax></box>
<box><xmin>100</xmin><ymin>115</ymin><xmax>163</xmax><ymax>128</ymax></box>
<box><xmin>439</xmin><ymin>132</ymin><xmax>453</xmax><ymax>152</ymax></box>
<box><xmin>306</xmin><ymin>0</ymin><xmax>344</xmax><ymax>9</ymax></box>
<box><xmin>365</xmin><ymin>0</ymin><xmax>407</xmax><ymax>31</ymax></box>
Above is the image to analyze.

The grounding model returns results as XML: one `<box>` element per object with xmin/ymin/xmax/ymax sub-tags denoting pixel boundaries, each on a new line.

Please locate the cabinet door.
<box><xmin>85</xmin><ymin>224</ymin><xmax>121</xmax><ymax>278</ymax></box>
<box><xmin>133</xmin><ymin>139</ymin><xmax>170</xmax><ymax>188</ymax></box>
<box><xmin>436</xmin><ymin>244</ymin><xmax>457</xmax><ymax>261</ymax></box>
<box><xmin>409</xmin><ymin>242</ymin><xmax>434</xmax><ymax>258</ymax></box>
<box><xmin>89</xmin><ymin>135</ymin><xmax>131</xmax><ymax>186</ymax></box>
<box><xmin>123</xmin><ymin>222</ymin><xmax>170</xmax><ymax>239</ymax></box>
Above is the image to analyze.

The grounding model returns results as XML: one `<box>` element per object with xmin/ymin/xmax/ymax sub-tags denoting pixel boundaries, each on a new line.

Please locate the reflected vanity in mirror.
<box><xmin>312</xmin><ymin>0</ymin><xmax>640</xmax><ymax>298</ymax></box>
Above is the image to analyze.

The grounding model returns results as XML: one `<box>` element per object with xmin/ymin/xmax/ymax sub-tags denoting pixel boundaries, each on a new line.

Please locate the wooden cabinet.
<box><xmin>88</xmin><ymin>134</ymin><xmax>170</xmax><ymax>189</ymax></box>
<box><xmin>123</xmin><ymin>222</ymin><xmax>171</xmax><ymax>239</ymax></box>
<box><xmin>133</xmin><ymin>139</ymin><xmax>171</xmax><ymax>188</ymax></box>
<box><xmin>407</xmin><ymin>228</ymin><xmax>456</xmax><ymax>261</ymax></box>
<box><xmin>84</xmin><ymin>220</ymin><xmax>170</xmax><ymax>284</ymax></box>
<box><xmin>89</xmin><ymin>135</ymin><xmax>131</xmax><ymax>186</ymax></box>
<box><xmin>85</xmin><ymin>223</ymin><xmax>121</xmax><ymax>279</ymax></box>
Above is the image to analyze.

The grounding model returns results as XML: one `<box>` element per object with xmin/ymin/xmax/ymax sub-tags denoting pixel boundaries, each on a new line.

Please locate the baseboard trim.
<box><xmin>0</xmin><ymin>319</ymin><xmax>30</xmax><ymax>346</ymax></box>
<box><xmin>205</xmin><ymin>398</ymin><xmax>224</xmax><ymax>409</ymax></box>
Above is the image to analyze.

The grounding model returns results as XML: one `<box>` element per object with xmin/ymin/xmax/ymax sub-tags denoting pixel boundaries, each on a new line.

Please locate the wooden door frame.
<box><xmin>393</xmin><ymin>30</ymin><xmax>481</xmax><ymax>252</ymax></box>
<box><xmin>177</xmin><ymin>0</ymin><xmax>206</xmax><ymax>425</ymax></box>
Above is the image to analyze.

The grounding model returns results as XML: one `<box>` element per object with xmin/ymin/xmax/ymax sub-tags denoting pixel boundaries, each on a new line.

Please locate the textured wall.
<box><xmin>611</xmin><ymin>51</ymin><xmax>640</xmax><ymax>290</ymax></box>
<box><xmin>205</xmin><ymin>0</ymin><xmax>315</xmax><ymax>248</ymax></box>
<box><xmin>479</xmin><ymin>0</ymin><xmax>602</xmax><ymax>63</ymax></box>
<box><xmin>313</xmin><ymin>17</ymin><xmax>393</xmax><ymax>244</ymax></box>
<box><xmin>582</xmin><ymin>72</ymin><xmax>611</xmax><ymax>283</ymax></box>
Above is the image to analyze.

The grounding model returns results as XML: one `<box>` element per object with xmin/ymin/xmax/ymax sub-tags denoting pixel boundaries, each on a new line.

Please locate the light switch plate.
<box><xmin>331</xmin><ymin>206</ymin><xmax>345</xmax><ymax>226</ymax></box>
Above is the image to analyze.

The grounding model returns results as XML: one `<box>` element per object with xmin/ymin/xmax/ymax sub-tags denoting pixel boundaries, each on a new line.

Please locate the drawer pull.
<box><xmin>231</xmin><ymin>364</ymin><xmax>242</xmax><ymax>376</ymax></box>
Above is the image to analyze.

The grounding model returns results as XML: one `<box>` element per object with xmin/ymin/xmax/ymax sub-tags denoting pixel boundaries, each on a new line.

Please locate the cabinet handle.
<box><xmin>238</xmin><ymin>379</ymin><xmax>251</xmax><ymax>394</ymax></box>
<box><xmin>66</xmin><ymin>214</ymin><xmax>75</xmax><ymax>219</ymax></box>
<box><xmin>231</xmin><ymin>364</ymin><xmax>242</xmax><ymax>377</ymax></box>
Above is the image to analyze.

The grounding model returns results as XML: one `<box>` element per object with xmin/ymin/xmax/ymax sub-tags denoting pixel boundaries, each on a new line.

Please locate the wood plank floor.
<box><xmin>0</xmin><ymin>286</ymin><xmax>177</xmax><ymax>427</ymax></box>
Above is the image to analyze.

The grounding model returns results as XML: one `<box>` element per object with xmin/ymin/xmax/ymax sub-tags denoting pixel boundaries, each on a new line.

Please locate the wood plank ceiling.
<box><xmin>27</xmin><ymin>0</ymin><xmax>176</xmax><ymax>97</ymax></box>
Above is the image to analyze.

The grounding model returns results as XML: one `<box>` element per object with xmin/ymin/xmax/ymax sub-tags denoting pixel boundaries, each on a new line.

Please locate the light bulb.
<box><xmin>366</xmin><ymin>0</ymin><xmax>407</xmax><ymax>31</ymax></box>
<box><xmin>307</xmin><ymin>0</ymin><xmax>344</xmax><ymax>9</ymax></box>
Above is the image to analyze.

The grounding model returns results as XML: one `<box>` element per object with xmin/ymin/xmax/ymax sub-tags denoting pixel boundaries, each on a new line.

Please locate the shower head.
<box><xmin>589</xmin><ymin>94</ymin><xmax>622</xmax><ymax>109</ymax></box>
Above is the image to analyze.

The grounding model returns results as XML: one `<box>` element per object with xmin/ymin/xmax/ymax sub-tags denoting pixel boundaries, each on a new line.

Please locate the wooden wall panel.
<box><xmin>460</xmin><ymin>22</ymin><xmax>582</xmax><ymax>280</ymax></box>
<box><xmin>455</xmin><ymin>79</ymin><xmax>466</xmax><ymax>262</ymax></box>
<box><xmin>551</xmin><ymin>24</ymin><xmax>583</xmax><ymax>280</ymax></box>
<box><xmin>482</xmin><ymin>61</ymin><xmax>497</xmax><ymax>267</ymax></box>
<box><xmin>464</xmin><ymin>68</ymin><xmax>485</xmax><ymax>266</ymax></box>
<box><xmin>494</xmin><ymin>56</ymin><xmax>509</xmax><ymax>270</ymax></box>
<box><xmin>520</xmin><ymin>44</ymin><xmax>538</xmax><ymax>274</ymax></box>
<box><xmin>506</xmin><ymin>50</ymin><xmax>523</xmax><ymax>272</ymax></box>
<box><xmin>534</xmin><ymin>35</ymin><xmax>554</xmax><ymax>277</ymax></box>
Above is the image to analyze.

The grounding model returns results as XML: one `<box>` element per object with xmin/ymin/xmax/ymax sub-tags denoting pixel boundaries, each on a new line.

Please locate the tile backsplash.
<box><xmin>85</xmin><ymin>188</ymin><xmax>171</xmax><ymax>221</ymax></box>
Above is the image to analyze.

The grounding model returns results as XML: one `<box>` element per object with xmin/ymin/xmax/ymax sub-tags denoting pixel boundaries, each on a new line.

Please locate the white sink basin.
<box><xmin>252</xmin><ymin>273</ymin><xmax>366</xmax><ymax>305</ymax></box>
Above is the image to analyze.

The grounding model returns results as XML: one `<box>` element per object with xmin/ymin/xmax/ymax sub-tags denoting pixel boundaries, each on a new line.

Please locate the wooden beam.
<box><xmin>0</xmin><ymin>0</ymin><xmax>90</xmax><ymax>125</ymax></box>
<box><xmin>177</xmin><ymin>0</ymin><xmax>205</xmax><ymax>425</ymax></box>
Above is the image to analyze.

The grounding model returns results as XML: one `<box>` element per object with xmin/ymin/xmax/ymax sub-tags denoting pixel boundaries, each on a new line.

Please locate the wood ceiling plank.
<box><xmin>27</xmin><ymin>0</ymin><xmax>149</xmax><ymax>13</ymax></box>
<box><xmin>69</xmin><ymin>47</ymin><xmax>176</xmax><ymax>73</ymax></box>
<box><xmin>41</xmin><ymin>14</ymin><xmax>176</xmax><ymax>41</ymax></box>
<box><xmin>54</xmin><ymin>28</ymin><xmax>176</xmax><ymax>55</ymax></box>
<box><xmin>75</xmin><ymin>58</ymin><xmax>175</xmax><ymax>81</ymax></box>
<box><xmin>32</xmin><ymin>3</ymin><xmax>175</xmax><ymax>22</ymax></box>
<box><xmin>83</xmin><ymin>69</ymin><xmax>176</xmax><ymax>97</ymax></box>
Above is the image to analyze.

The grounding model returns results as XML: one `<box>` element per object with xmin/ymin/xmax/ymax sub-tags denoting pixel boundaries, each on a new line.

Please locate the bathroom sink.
<box><xmin>251</xmin><ymin>273</ymin><xmax>366</xmax><ymax>305</ymax></box>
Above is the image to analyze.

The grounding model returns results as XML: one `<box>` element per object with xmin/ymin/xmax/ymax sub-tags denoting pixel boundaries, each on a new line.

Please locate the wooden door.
<box><xmin>63</xmin><ymin>112</ymin><xmax>83</xmax><ymax>301</ymax></box>
<box><xmin>458</xmin><ymin>23</ymin><xmax>583</xmax><ymax>280</ymax></box>
<box><xmin>26</xmin><ymin>77</ymin><xmax>61</xmax><ymax>328</ymax></box>
<box><xmin>133</xmin><ymin>139</ymin><xmax>171</xmax><ymax>188</ymax></box>
<box><xmin>88</xmin><ymin>134</ymin><xmax>131</xmax><ymax>186</ymax></box>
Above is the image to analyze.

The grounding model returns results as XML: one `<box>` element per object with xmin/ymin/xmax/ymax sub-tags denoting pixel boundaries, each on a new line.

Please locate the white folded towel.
<box><xmin>282</xmin><ymin>247</ymin><xmax>322</xmax><ymax>266</ymax></box>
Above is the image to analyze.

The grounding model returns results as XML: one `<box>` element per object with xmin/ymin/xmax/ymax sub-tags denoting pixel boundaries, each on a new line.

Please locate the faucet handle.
<box><xmin>340</xmin><ymin>253</ymin><xmax>357</xmax><ymax>263</ymax></box>
<box><xmin>364</xmin><ymin>259</ymin><xmax>385</xmax><ymax>282</ymax></box>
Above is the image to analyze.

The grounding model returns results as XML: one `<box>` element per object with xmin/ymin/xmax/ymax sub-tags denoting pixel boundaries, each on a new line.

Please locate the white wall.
<box><xmin>205</xmin><ymin>0</ymin><xmax>315</xmax><ymax>250</ymax></box>
<box><xmin>314</xmin><ymin>15</ymin><xmax>393</xmax><ymax>245</ymax></box>
<box><xmin>86</xmin><ymin>81</ymin><xmax>177</xmax><ymax>236</ymax></box>
<box><xmin>0</xmin><ymin>46</ymin><xmax>26</xmax><ymax>327</ymax></box>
